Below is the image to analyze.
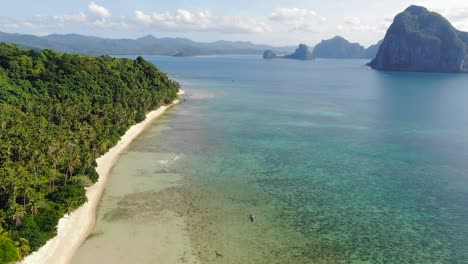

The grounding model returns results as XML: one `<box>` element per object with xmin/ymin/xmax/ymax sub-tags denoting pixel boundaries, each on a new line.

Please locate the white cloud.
<box><xmin>0</xmin><ymin>17</ymin><xmax>19</xmax><ymax>29</ymax></box>
<box><xmin>134</xmin><ymin>9</ymin><xmax>271</xmax><ymax>33</ymax></box>
<box><xmin>436</xmin><ymin>8</ymin><xmax>468</xmax><ymax>30</ymax></box>
<box><xmin>23</xmin><ymin>22</ymin><xmax>34</xmax><ymax>28</ymax></box>
<box><xmin>344</xmin><ymin>17</ymin><xmax>361</xmax><ymax>26</ymax></box>
<box><xmin>88</xmin><ymin>1</ymin><xmax>111</xmax><ymax>18</ymax></box>
<box><xmin>92</xmin><ymin>18</ymin><xmax>129</xmax><ymax>30</ymax></box>
<box><xmin>53</xmin><ymin>12</ymin><xmax>87</xmax><ymax>24</ymax></box>
<box><xmin>18</xmin><ymin>14</ymin><xmax>85</xmax><ymax>30</ymax></box>
<box><xmin>269</xmin><ymin>8</ymin><xmax>325</xmax><ymax>32</ymax></box>
<box><xmin>415</xmin><ymin>0</ymin><xmax>468</xmax><ymax>30</ymax></box>
<box><xmin>1</xmin><ymin>23</ymin><xmax>18</xmax><ymax>29</ymax></box>
<box><xmin>5</xmin><ymin>2</ymin><xmax>116</xmax><ymax>31</ymax></box>
<box><xmin>269</xmin><ymin>8</ymin><xmax>324</xmax><ymax>24</ymax></box>
<box><xmin>338</xmin><ymin>15</ymin><xmax>392</xmax><ymax>35</ymax></box>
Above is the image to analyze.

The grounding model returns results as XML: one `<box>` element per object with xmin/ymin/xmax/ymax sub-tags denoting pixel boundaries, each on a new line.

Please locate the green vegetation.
<box><xmin>0</xmin><ymin>43</ymin><xmax>179</xmax><ymax>261</ymax></box>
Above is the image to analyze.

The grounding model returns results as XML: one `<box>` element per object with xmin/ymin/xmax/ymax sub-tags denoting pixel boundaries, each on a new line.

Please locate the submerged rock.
<box><xmin>369</xmin><ymin>5</ymin><xmax>468</xmax><ymax>73</ymax></box>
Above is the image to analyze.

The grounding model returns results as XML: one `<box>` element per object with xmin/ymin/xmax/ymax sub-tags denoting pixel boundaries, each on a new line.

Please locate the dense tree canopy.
<box><xmin>0</xmin><ymin>43</ymin><xmax>179</xmax><ymax>261</ymax></box>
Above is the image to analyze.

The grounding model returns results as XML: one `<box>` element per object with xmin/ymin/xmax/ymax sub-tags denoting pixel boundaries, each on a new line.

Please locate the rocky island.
<box><xmin>263</xmin><ymin>44</ymin><xmax>315</xmax><ymax>60</ymax></box>
<box><xmin>369</xmin><ymin>5</ymin><xmax>468</xmax><ymax>73</ymax></box>
<box><xmin>314</xmin><ymin>36</ymin><xmax>364</xmax><ymax>59</ymax></box>
<box><xmin>263</xmin><ymin>50</ymin><xmax>278</xmax><ymax>59</ymax></box>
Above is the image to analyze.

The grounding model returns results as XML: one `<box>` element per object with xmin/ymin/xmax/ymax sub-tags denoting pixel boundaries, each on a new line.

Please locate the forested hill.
<box><xmin>0</xmin><ymin>43</ymin><xmax>179</xmax><ymax>263</ymax></box>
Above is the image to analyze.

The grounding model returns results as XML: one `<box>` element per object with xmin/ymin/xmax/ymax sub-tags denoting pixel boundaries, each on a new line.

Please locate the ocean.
<box><xmin>73</xmin><ymin>55</ymin><xmax>468</xmax><ymax>263</ymax></box>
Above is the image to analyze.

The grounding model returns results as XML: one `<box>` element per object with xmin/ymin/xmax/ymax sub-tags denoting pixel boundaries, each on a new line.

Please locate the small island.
<box><xmin>369</xmin><ymin>5</ymin><xmax>468</xmax><ymax>73</ymax></box>
<box><xmin>263</xmin><ymin>44</ymin><xmax>315</xmax><ymax>61</ymax></box>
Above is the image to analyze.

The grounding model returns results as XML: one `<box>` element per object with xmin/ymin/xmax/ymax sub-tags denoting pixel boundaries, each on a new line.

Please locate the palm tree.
<box><xmin>16</xmin><ymin>166</ymin><xmax>34</xmax><ymax>209</ymax></box>
<box><xmin>5</xmin><ymin>173</ymin><xmax>20</xmax><ymax>201</ymax></box>
<box><xmin>11</xmin><ymin>204</ymin><xmax>25</xmax><ymax>227</ymax></box>
<box><xmin>48</xmin><ymin>168</ymin><xmax>60</xmax><ymax>192</ymax></box>
<box><xmin>0</xmin><ymin>210</ymin><xmax>6</xmax><ymax>228</ymax></box>
<box><xmin>16</xmin><ymin>238</ymin><xmax>30</xmax><ymax>258</ymax></box>
<box><xmin>28</xmin><ymin>194</ymin><xmax>47</xmax><ymax>217</ymax></box>
<box><xmin>29</xmin><ymin>149</ymin><xmax>46</xmax><ymax>179</ymax></box>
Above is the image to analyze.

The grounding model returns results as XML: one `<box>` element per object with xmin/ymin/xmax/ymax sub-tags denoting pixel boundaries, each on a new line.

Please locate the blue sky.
<box><xmin>1</xmin><ymin>0</ymin><xmax>467</xmax><ymax>47</ymax></box>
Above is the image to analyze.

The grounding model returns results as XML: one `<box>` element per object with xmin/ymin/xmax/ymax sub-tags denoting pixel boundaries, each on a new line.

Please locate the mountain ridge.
<box><xmin>0</xmin><ymin>31</ymin><xmax>383</xmax><ymax>59</ymax></box>
<box><xmin>0</xmin><ymin>31</ymin><xmax>294</xmax><ymax>56</ymax></box>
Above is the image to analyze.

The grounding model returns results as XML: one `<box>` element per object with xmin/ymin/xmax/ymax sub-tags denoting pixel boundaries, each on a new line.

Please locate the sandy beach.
<box><xmin>20</xmin><ymin>90</ymin><xmax>185</xmax><ymax>264</ymax></box>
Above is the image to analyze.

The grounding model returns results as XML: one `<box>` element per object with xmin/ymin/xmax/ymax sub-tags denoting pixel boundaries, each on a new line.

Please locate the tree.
<box><xmin>15</xmin><ymin>238</ymin><xmax>30</xmax><ymax>258</ymax></box>
<box><xmin>10</xmin><ymin>204</ymin><xmax>25</xmax><ymax>227</ymax></box>
<box><xmin>0</xmin><ymin>235</ymin><xmax>19</xmax><ymax>264</ymax></box>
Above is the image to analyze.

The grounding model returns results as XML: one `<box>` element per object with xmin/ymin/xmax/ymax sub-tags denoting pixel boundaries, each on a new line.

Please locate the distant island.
<box><xmin>314</xmin><ymin>36</ymin><xmax>364</xmax><ymax>59</ymax></box>
<box><xmin>369</xmin><ymin>5</ymin><xmax>468</xmax><ymax>73</ymax></box>
<box><xmin>263</xmin><ymin>44</ymin><xmax>315</xmax><ymax>60</ymax></box>
<box><xmin>313</xmin><ymin>36</ymin><xmax>381</xmax><ymax>59</ymax></box>
<box><xmin>264</xmin><ymin>37</ymin><xmax>381</xmax><ymax>61</ymax></box>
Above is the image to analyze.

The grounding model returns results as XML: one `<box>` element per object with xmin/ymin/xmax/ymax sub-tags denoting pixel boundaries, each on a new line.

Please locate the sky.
<box><xmin>1</xmin><ymin>0</ymin><xmax>468</xmax><ymax>47</ymax></box>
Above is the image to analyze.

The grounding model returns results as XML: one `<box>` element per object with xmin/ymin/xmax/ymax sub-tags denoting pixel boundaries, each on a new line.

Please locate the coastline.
<box><xmin>20</xmin><ymin>90</ymin><xmax>185</xmax><ymax>264</ymax></box>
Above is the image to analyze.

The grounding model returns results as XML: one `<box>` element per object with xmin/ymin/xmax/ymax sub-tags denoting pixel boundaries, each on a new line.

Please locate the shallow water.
<box><xmin>74</xmin><ymin>56</ymin><xmax>468</xmax><ymax>263</ymax></box>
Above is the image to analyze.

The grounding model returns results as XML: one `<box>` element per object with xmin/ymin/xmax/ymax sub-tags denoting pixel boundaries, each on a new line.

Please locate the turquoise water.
<box><xmin>97</xmin><ymin>56</ymin><xmax>468</xmax><ymax>263</ymax></box>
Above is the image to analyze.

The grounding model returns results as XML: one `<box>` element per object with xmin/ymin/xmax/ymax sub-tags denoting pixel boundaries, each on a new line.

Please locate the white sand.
<box><xmin>20</xmin><ymin>90</ymin><xmax>185</xmax><ymax>264</ymax></box>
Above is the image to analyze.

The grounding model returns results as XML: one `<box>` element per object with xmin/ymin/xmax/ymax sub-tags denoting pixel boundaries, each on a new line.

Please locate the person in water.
<box><xmin>249</xmin><ymin>212</ymin><xmax>256</xmax><ymax>222</ymax></box>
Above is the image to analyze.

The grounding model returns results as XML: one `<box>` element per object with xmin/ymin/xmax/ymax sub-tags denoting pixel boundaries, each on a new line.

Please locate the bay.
<box><xmin>74</xmin><ymin>56</ymin><xmax>468</xmax><ymax>263</ymax></box>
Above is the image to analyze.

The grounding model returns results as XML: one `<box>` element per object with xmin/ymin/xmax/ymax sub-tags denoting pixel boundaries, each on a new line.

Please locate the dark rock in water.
<box><xmin>369</xmin><ymin>5</ymin><xmax>468</xmax><ymax>73</ymax></box>
<box><xmin>361</xmin><ymin>40</ymin><xmax>383</xmax><ymax>59</ymax></box>
<box><xmin>263</xmin><ymin>44</ymin><xmax>314</xmax><ymax>60</ymax></box>
<box><xmin>263</xmin><ymin>50</ymin><xmax>277</xmax><ymax>59</ymax></box>
<box><xmin>284</xmin><ymin>44</ymin><xmax>315</xmax><ymax>60</ymax></box>
<box><xmin>173</xmin><ymin>52</ymin><xmax>187</xmax><ymax>57</ymax></box>
<box><xmin>314</xmin><ymin>36</ymin><xmax>364</xmax><ymax>59</ymax></box>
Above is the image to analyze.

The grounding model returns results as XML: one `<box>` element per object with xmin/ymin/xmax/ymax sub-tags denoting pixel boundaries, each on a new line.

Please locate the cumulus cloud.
<box><xmin>53</xmin><ymin>12</ymin><xmax>87</xmax><ymax>24</ymax></box>
<box><xmin>133</xmin><ymin>10</ymin><xmax>271</xmax><ymax>33</ymax></box>
<box><xmin>269</xmin><ymin>8</ymin><xmax>325</xmax><ymax>32</ymax></box>
<box><xmin>88</xmin><ymin>1</ymin><xmax>111</xmax><ymax>18</ymax></box>
<box><xmin>1</xmin><ymin>2</ymin><xmax>118</xmax><ymax>32</ymax></box>
<box><xmin>269</xmin><ymin>8</ymin><xmax>325</xmax><ymax>23</ymax></box>
<box><xmin>1</xmin><ymin>1</ymin><xmax>273</xmax><ymax>35</ymax></box>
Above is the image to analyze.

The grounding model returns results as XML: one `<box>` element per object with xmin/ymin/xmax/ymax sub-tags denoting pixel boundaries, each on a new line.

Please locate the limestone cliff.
<box><xmin>369</xmin><ymin>5</ymin><xmax>468</xmax><ymax>73</ymax></box>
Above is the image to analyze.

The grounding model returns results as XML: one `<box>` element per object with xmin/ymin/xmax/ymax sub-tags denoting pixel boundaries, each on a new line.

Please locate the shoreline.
<box><xmin>20</xmin><ymin>90</ymin><xmax>185</xmax><ymax>264</ymax></box>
